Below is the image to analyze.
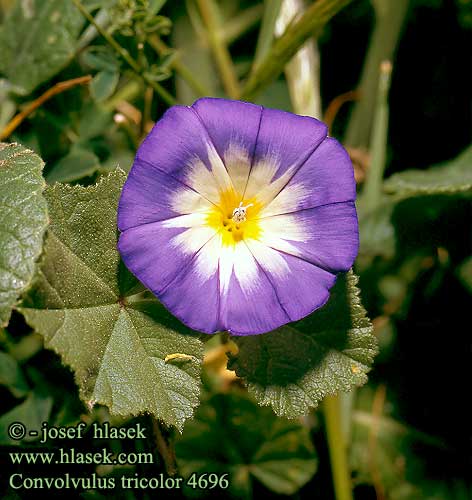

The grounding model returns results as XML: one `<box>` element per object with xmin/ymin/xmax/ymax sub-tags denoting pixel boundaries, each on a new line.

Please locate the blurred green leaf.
<box><xmin>0</xmin><ymin>0</ymin><xmax>84</xmax><ymax>95</ymax></box>
<box><xmin>90</xmin><ymin>70</ymin><xmax>120</xmax><ymax>102</ymax></box>
<box><xmin>19</xmin><ymin>171</ymin><xmax>204</xmax><ymax>431</ymax></box>
<box><xmin>46</xmin><ymin>147</ymin><xmax>100</xmax><ymax>183</ymax></box>
<box><xmin>77</xmin><ymin>102</ymin><xmax>114</xmax><ymax>142</ymax></box>
<box><xmin>384</xmin><ymin>144</ymin><xmax>472</xmax><ymax>196</ymax></box>
<box><xmin>457</xmin><ymin>256</ymin><xmax>472</xmax><ymax>294</ymax></box>
<box><xmin>228</xmin><ymin>272</ymin><xmax>377</xmax><ymax>418</ymax></box>
<box><xmin>358</xmin><ymin>192</ymin><xmax>471</xmax><ymax>261</ymax></box>
<box><xmin>0</xmin><ymin>80</ymin><xmax>16</xmax><ymax>130</ymax></box>
<box><xmin>81</xmin><ymin>45</ymin><xmax>120</xmax><ymax>72</ymax></box>
<box><xmin>0</xmin><ymin>350</ymin><xmax>29</xmax><ymax>397</ymax></box>
<box><xmin>359</xmin><ymin>145</ymin><xmax>472</xmax><ymax>260</ymax></box>
<box><xmin>149</xmin><ymin>0</ymin><xmax>167</xmax><ymax>15</ymax></box>
<box><xmin>0</xmin><ymin>391</ymin><xmax>53</xmax><ymax>444</ymax></box>
<box><xmin>176</xmin><ymin>391</ymin><xmax>317</xmax><ymax>496</ymax></box>
<box><xmin>358</xmin><ymin>196</ymin><xmax>397</xmax><ymax>259</ymax></box>
<box><xmin>0</xmin><ymin>143</ymin><xmax>48</xmax><ymax>326</ymax></box>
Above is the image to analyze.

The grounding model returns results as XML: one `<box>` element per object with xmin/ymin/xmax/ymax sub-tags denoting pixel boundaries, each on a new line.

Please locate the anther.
<box><xmin>231</xmin><ymin>201</ymin><xmax>253</xmax><ymax>223</ymax></box>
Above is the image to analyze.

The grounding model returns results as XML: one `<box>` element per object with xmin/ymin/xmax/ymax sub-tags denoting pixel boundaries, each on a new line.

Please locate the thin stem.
<box><xmin>323</xmin><ymin>395</ymin><xmax>353</xmax><ymax>500</ymax></box>
<box><xmin>148</xmin><ymin>35</ymin><xmax>211</xmax><ymax>96</ymax></box>
<box><xmin>195</xmin><ymin>0</ymin><xmax>240</xmax><ymax>98</ymax></box>
<box><xmin>71</xmin><ymin>0</ymin><xmax>176</xmax><ymax>107</ymax></box>
<box><xmin>345</xmin><ymin>0</ymin><xmax>409</xmax><ymax>148</ymax></box>
<box><xmin>368</xmin><ymin>384</ymin><xmax>387</xmax><ymax>500</ymax></box>
<box><xmin>152</xmin><ymin>418</ymin><xmax>178</xmax><ymax>477</ymax></box>
<box><xmin>323</xmin><ymin>89</ymin><xmax>359</xmax><ymax>133</ymax></box>
<box><xmin>253</xmin><ymin>0</ymin><xmax>283</xmax><ymax>70</ymax></box>
<box><xmin>0</xmin><ymin>75</ymin><xmax>92</xmax><ymax>141</ymax></box>
<box><xmin>76</xmin><ymin>7</ymin><xmax>110</xmax><ymax>51</ymax></box>
<box><xmin>362</xmin><ymin>60</ymin><xmax>392</xmax><ymax>212</ymax></box>
<box><xmin>242</xmin><ymin>0</ymin><xmax>353</xmax><ymax>101</ymax></box>
<box><xmin>222</xmin><ymin>3</ymin><xmax>264</xmax><ymax>46</ymax></box>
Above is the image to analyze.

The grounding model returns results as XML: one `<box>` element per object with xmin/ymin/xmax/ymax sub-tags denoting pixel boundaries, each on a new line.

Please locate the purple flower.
<box><xmin>117</xmin><ymin>98</ymin><xmax>358</xmax><ymax>335</ymax></box>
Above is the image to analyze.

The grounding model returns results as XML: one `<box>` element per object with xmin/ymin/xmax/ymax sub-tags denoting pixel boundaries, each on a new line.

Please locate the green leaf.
<box><xmin>0</xmin><ymin>142</ymin><xmax>48</xmax><ymax>326</ymax></box>
<box><xmin>457</xmin><ymin>256</ymin><xmax>472</xmax><ymax>294</ymax></box>
<box><xmin>81</xmin><ymin>45</ymin><xmax>120</xmax><ymax>72</ymax></box>
<box><xmin>358</xmin><ymin>196</ymin><xmax>396</xmax><ymax>259</ymax></box>
<box><xmin>357</xmin><ymin>193</ymin><xmax>472</xmax><ymax>261</ymax></box>
<box><xmin>358</xmin><ymin>145</ymin><xmax>472</xmax><ymax>260</ymax></box>
<box><xmin>19</xmin><ymin>171</ymin><xmax>204</xmax><ymax>431</ymax></box>
<box><xmin>384</xmin><ymin>144</ymin><xmax>472</xmax><ymax>196</ymax></box>
<box><xmin>0</xmin><ymin>391</ymin><xmax>53</xmax><ymax>445</ymax></box>
<box><xmin>0</xmin><ymin>0</ymin><xmax>84</xmax><ymax>95</ymax></box>
<box><xmin>0</xmin><ymin>350</ymin><xmax>29</xmax><ymax>398</ymax></box>
<box><xmin>46</xmin><ymin>147</ymin><xmax>101</xmax><ymax>183</ymax></box>
<box><xmin>90</xmin><ymin>70</ymin><xmax>120</xmax><ymax>102</ymax></box>
<box><xmin>228</xmin><ymin>271</ymin><xmax>377</xmax><ymax>418</ymax></box>
<box><xmin>176</xmin><ymin>391</ymin><xmax>317</xmax><ymax>496</ymax></box>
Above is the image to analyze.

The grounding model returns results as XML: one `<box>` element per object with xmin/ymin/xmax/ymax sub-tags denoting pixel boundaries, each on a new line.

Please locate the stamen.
<box><xmin>231</xmin><ymin>201</ymin><xmax>253</xmax><ymax>223</ymax></box>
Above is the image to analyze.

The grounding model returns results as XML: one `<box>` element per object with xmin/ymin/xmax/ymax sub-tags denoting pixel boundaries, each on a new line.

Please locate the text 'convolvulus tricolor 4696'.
<box><xmin>117</xmin><ymin>98</ymin><xmax>358</xmax><ymax>335</ymax></box>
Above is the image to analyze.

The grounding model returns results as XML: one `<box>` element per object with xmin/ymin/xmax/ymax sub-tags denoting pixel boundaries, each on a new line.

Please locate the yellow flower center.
<box><xmin>206</xmin><ymin>189</ymin><xmax>262</xmax><ymax>246</ymax></box>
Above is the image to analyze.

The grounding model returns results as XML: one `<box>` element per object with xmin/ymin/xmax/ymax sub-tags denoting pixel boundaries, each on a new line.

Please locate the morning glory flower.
<box><xmin>117</xmin><ymin>98</ymin><xmax>358</xmax><ymax>335</ymax></box>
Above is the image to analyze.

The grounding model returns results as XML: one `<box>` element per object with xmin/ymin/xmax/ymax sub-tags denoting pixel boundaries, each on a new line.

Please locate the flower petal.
<box><xmin>192</xmin><ymin>98</ymin><xmax>263</xmax><ymax>194</ymax></box>
<box><xmin>118</xmin><ymin>159</ymin><xmax>213</xmax><ymax>232</ymax></box>
<box><xmin>245</xmin><ymin>108</ymin><xmax>328</xmax><ymax>202</ymax></box>
<box><xmin>258</xmin><ymin>202</ymin><xmax>359</xmax><ymax>273</ymax></box>
<box><xmin>135</xmin><ymin>105</ymin><xmax>234</xmax><ymax>201</ymax></box>
<box><xmin>259</xmin><ymin>137</ymin><xmax>356</xmax><ymax>217</ymax></box>
<box><xmin>158</xmin><ymin>236</ymin><xmax>221</xmax><ymax>333</ymax></box>
<box><xmin>218</xmin><ymin>242</ymin><xmax>290</xmax><ymax>335</ymax></box>
<box><xmin>245</xmin><ymin>239</ymin><xmax>336</xmax><ymax>322</ymax></box>
<box><xmin>118</xmin><ymin>214</ymin><xmax>216</xmax><ymax>297</ymax></box>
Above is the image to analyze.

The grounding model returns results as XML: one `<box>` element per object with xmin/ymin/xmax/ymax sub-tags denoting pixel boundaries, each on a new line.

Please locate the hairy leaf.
<box><xmin>0</xmin><ymin>143</ymin><xmax>48</xmax><ymax>326</ymax></box>
<box><xmin>384</xmin><ymin>144</ymin><xmax>472</xmax><ymax>196</ymax></box>
<box><xmin>176</xmin><ymin>392</ymin><xmax>317</xmax><ymax>496</ymax></box>
<box><xmin>0</xmin><ymin>0</ymin><xmax>84</xmax><ymax>94</ymax></box>
<box><xmin>228</xmin><ymin>272</ymin><xmax>377</xmax><ymax>418</ymax></box>
<box><xmin>19</xmin><ymin>171</ymin><xmax>204</xmax><ymax>431</ymax></box>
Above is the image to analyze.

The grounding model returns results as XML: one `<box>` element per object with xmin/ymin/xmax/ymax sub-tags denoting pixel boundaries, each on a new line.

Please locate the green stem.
<box><xmin>253</xmin><ymin>0</ymin><xmax>283</xmax><ymax>70</ymax></box>
<box><xmin>71</xmin><ymin>0</ymin><xmax>176</xmax><ymax>106</ymax></box>
<box><xmin>345</xmin><ymin>0</ymin><xmax>409</xmax><ymax>148</ymax></box>
<box><xmin>148</xmin><ymin>35</ymin><xmax>211</xmax><ymax>97</ymax></box>
<box><xmin>152</xmin><ymin>418</ymin><xmax>178</xmax><ymax>477</ymax></box>
<box><xmin>323</xmin><ymin>395</ymin><xmax>353</xmax><ymax>500</ymax></box>
<box><xmin>362</xmin><ymin>60</ymin><xmax>392</xmax><ymax>212</ymax></box>
<box><xmin>195</xmin><ymin>0</ymin><xmax>240</xmax><ymax>98</ymax></box>
<box><xmin>241</xmin><ymin>0</ymin><xmax>353</xmax><ymax>101</ymax></box>
<box><xmin>222</xmin><ymin>3</ymin><xmax>264</xmax><ymax>46</ymax></box>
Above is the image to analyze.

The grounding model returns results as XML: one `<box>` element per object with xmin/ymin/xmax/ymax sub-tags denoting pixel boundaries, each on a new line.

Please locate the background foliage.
<box><xmin>0</xmin><ymin>0</ymin><xmax>471</xmax><ymax>499</ymax></box>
